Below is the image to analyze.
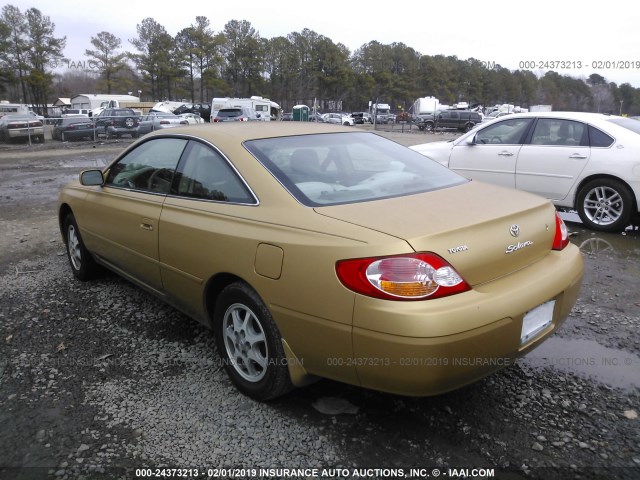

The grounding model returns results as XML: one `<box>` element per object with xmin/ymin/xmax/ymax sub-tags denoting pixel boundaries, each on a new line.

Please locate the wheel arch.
<box><xmin>203</xmin><ymin>272</ymin><xmax>253</xmax><ymax>328</ymax></box>
<box><xmin>58</xmin><ymin>203</ymin><xmax>73</xmax><ymax>243</ymax></box>
<box><xmin>574</xmin><ymin>174</ymin><xmax>638</xmax><ymax>213</ymax></box>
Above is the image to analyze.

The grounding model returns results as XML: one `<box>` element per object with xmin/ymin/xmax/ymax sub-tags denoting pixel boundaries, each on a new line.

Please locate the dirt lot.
<box><xmin>0</xmin><ymin>128</ymin><xmax>638</xmax><ymax>480</ymax></box>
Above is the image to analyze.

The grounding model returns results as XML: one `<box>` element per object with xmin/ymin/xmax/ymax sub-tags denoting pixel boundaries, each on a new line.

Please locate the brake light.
<box><xmin>160</xmin><ymin>120</ymin><xmax>169</xmax><ymax>125</ymax></box>
<box><xmin>552</xmin><ymin>212</ymin><xmax>569</xmax><ymax>251</ymax></box>
<box><xmin>336</xmin><ymin>253</ymin><xmax>470</xmax><ymax>301</ymax></box>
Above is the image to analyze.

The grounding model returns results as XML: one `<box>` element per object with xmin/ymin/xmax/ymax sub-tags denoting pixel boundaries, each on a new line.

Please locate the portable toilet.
<box><xmin>293</xmin><ymin>105</ymin><xmax>309</xmax><ymax>121</ymax></box>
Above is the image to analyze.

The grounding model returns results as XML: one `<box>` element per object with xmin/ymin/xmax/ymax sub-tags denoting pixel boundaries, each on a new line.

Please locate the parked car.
<box><xmin>51</xmin><ymin>117</ymin><xmax>97</xmax><ymax>141</ymax></box>
<box><xmin>173</xmin><ymin>103</ymin><xmax>211</xmax><ymax>123</ymax></box>
<box><xmin>178</xmin><ymin>113</ymin><xmax>204</xmax><ymax>125</ymax></box>
<box><xmin>350</xmin><ymin>112</ymin><xmax>366</xmax><ymax>124</ymax></box>
<box><xmin>308</xmin><ymin>113</ymin><xmax>325</xmax><ymax>123</ymax></box>
<box><xmin>137</xmin><ymin>112</ymin><xmax>189</xmax><ymax>135</ymax></box>
<box><xmin>484</xmin><ymin>111</ymin><xmax>513</xmax><ymax>121</ymax></box>
<box><xmin>414</xmin><ymin>110</ymin><xmax>483</xmax><ymax>132</ymax></box>
<box><xmin>27</xmin><ymin>110</ymin><xmax>46</xmax><ymax>122</ymax></box>
<box><xmin>323</xmin><ymin>112</ymin><xmax>354</xmax><ymax>126</ymax></box>
<box><xmin>411</xmin><ymin>112</ymin><xmax>640</xmax><ymax>232</ymax></box>
<box><xmin>94</xmin><ymin>108</ymin><xmax>140</xmax><ymax>139</ymax></box>
<box><xmin>281</xmin><ymin>112</ymin><xmax>293</xmax><ymax>121</ymax></box>
<box><xmin>212</xmin><ymin>107</ymin><xmax>261</xmax><ymax>122</ymax></box>
<box><xmin>351</xmin><ymin>112</ymin><xmax>373</xmax><ymax>124</ymax></box>
<box><xmin>59</xmin><ymin>122</ymin><xmax>582</xmax><ymax>401</ymax></box>
<box><xmin>0</xmin><ymin>114</ymin><xmax>45</xmax><ymax>143</ymax></box>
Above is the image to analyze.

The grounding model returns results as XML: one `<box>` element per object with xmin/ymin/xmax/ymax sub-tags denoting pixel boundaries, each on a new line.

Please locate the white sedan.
<box><xmin>322</xmin><ymin>113</ymin><xmax>354</xmax><ymax>126</ymax></box>
<box><xmin>411</xmin><ymin>112</ymin><xmax>640</xmax><ymax>232</ymax></box>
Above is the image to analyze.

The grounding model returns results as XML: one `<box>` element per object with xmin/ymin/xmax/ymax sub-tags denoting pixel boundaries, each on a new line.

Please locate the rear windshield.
<box><xmin>245</xmin><ymin>132</ymin><xmax>467</xmax><ymax>206</ymax></box>
<box><xmin>217</xmin><ymin>109</ymin><xmax>242</xmax><ymax>118</ymax></box>
<box><xmin>606</xmin><ymin>117</ymin><xmax>640</xmax><ymax>135</ymax></box>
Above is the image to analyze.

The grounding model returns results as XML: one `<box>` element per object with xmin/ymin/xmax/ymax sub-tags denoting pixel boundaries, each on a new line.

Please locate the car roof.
<box><xmin>499</xmin><ymin>111</ymin><xmax>619</xmax><ymax>123</ymax></box>
<box><xmin>139</xmin><ymin>122</ymin><xmax>353</xmax><ymax>145</ymax></box>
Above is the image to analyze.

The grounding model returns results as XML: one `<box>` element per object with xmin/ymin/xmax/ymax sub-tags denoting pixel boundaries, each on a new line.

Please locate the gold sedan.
<box><xmin>58</xmin><ymin>122</ymin><xmax>583</xmax><ymax>401</ymax></box>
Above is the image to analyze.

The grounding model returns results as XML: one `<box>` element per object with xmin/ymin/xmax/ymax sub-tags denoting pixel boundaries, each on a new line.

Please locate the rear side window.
<box><xmin>530</xmin><ymin>119</ymin><xmax>587</xmax><ymax>146</ymax></box>
<box><xmin>588</xmin><ymin>125</ymin><xmax>614</xmax><ymax>147</ymax></box>
<box><xmin>173</xmin><ymin>141</ymin><xmax>255</xmax><ymax>204</ymax></box>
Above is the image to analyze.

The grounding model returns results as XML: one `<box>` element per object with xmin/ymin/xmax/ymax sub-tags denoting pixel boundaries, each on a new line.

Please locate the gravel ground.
<box><xmin>0</xmin><ymin>127</ymin><xmax>638</xmax><ymax>480</ymax></box>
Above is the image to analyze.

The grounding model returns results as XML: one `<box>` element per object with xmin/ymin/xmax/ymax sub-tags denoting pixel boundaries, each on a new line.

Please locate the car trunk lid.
<box><xmin>315</xmin><ymin>181</ymin><xmax>558</xmax><ymax>286</ymax></box>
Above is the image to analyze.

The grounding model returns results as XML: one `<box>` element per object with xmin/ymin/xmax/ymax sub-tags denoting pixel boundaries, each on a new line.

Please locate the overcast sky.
<box><xmin>13</xmin><ymin>0</ymin><xmax>640</xmax><ymax>91</ymax></box>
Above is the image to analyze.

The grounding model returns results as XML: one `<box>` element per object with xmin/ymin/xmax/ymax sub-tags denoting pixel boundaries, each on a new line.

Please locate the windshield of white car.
<box><xmin>606</xmin><ymin>117</ymin><xmax>640</xmax><ymax>135</ymax></box>
<box><xmin>245</xmin><ymin>132</ymin><xmax>467</xmax><ymax>206</ymax></box>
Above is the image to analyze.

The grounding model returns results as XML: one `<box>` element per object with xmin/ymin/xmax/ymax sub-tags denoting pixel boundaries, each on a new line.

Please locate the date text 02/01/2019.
<box><xmin>518</xmin><ymin>60</ymin><xmax>640</xmax><ymax>70</ymax></box>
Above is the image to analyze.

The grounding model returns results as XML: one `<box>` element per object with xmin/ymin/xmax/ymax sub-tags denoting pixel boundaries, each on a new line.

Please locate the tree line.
<box><xmin>2</xmin><ymin>4</ymin><xmax>640</xmax><ymax>116</ymax></box>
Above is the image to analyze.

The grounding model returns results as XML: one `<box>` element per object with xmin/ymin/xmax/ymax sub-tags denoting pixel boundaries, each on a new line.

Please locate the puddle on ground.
<box><xmin>558</xmin><ymin>211</ymin><xmax>640</xmax><ymax>258</ymax></box>
<box><xmin>522</xmin><ymin>337</ymin><xmax>640</xmax><ymax>391</ymax></box>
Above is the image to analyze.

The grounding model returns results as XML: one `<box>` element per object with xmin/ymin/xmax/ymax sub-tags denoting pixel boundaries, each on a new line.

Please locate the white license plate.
<box><xmin>520</xmin><ymin>300</ymin><xmax>555</xmax><ymax>344</ymax></box>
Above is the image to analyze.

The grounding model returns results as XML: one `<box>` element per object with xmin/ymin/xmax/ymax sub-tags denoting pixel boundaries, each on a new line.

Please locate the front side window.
<box><xmin>245</xmin><ymin>132</ymin><xmax>466</xmax><ymax>206</ymax></box>
<box><xmin>105</xmin><ymin>138</ymin><xmax>187</xmax><ymax>193</ymax></box>
<box><xmin>475</xmin><ymin>118</ymin><xmax>533</xmax><ymax>145</ymax></box>
<box><xmin>172</xmin><ymin>141</ymin><xmax>255</xmax><ymax>204</ymax></box>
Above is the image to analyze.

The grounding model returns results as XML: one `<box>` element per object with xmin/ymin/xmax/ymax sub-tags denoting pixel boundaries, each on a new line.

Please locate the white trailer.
<box><xmin>211</xmin><ymin>96</ymin><xmax>280</xmax><ymax>121</ymax></box>
<box><xmin>530</xmin><ymin>105</ymin><xmax>553</xmax><ymax>112</ymax></box>
<box><xmin>70</xmin><ymin>94</ymin><xmax>141</xmax><ymax>117</ymax></box>
<box><xmin>410</xmin><ymin>97</ymin><xmax>441</xmax><ymax>118</ymax></box>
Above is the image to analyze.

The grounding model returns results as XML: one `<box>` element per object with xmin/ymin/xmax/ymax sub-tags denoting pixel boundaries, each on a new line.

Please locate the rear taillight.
<box><xmin>552</xmin><ymin>212</ymin><xmax>569</xmax><ymax>251</ymax></box>
<box><xmin>160</xmin><ymin>120</ymin><xmax>169</xmax><ymax>125</ymax></box>
<box><xmin>336</xmin><ymin>253</ymin><xmax>470</xmax><ymax>301</ymax></box>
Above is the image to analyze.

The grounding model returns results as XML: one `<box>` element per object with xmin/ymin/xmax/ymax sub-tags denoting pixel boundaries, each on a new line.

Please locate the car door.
<box><xmin>79</xmin><ymin>137</ymin><xmax>188</xmax><ymax>292</ymax></box>
<box><xmin>159</xmin><ymin>140</ymin><xmax>257</xmax><ymax>320</ymax></box>
<box><xmin>439</xmin><ymin>111</ymin><xmax>457</xmax><ymax>129</ymax></box>
<box><xmin>448</xmin><ymin>117</ymin><xmax>533</xmax><ymax>189</ymax></box>
<box><xmin>516</xmin><ymin>118</ymin><xmax>590</xmax><ymax>200</ymax></box>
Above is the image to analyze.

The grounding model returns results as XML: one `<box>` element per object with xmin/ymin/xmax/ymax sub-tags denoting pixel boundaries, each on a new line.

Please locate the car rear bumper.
<box><xmin>8</xmin><ymin>127</ymin><xmax>44</xmax><ymax>138</ymax></box>
<box><xmin>348</xmin><ymin>245</ymin><xmax>583</xmax><ymax>396</ymax></box>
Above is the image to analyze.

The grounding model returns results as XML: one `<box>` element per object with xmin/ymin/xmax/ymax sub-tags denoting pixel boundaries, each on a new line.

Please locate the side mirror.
<box><xmin>464</xmin><ymin>136</ymin><xmax>476</xmax><ymax>146</ymax></box>
<box><xmin>80</xmin><ymin>169</ymin><xmax>104</xmax><ymax>186</ymax></box>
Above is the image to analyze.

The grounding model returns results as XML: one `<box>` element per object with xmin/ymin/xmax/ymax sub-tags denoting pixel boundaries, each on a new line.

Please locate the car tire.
<box><xmin>464</xmin><ymin>123</ymin><xmax>475</xmax><ymax>132</ymax></box>
<box><xmin>424</xmin><ymin>122</ymin><xmax>434</xmax><ymax>132</ymax></box>
<box><xmin>576</xmin><ymin>178</ymin><xmax>634</xmax><ymax>232</ymax></box>
<box><xmin>213</xmin><ymin>282</ymin><xmax>293</xmax><ymax>401</ymax></box>
<box><xmin>63</xmin><ymin>213</ymin><xmax>99</xmax><ymax>281</ymax></box>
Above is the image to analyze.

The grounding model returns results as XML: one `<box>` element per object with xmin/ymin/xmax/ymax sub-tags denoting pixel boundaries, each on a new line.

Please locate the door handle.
<box><xmin>140</xmin><ymin>223</ymin><xmax>153</xmax><ymax>231</ymax></box>
<box><xmin>569</xmin><ymin>154</ymin><xmax>588</xmax><ymax>159</ymax></box>
<box><xmin>498</xmin><ymin>151</ymin><xmax>514</xmax><ymax>156</ymax></box>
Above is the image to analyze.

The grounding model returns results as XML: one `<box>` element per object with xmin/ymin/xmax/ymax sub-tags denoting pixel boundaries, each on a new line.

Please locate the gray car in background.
<box><xmin>137</xmin><ymin>111</ymin><xmax>189</xmax><ymax>136</ymax></box>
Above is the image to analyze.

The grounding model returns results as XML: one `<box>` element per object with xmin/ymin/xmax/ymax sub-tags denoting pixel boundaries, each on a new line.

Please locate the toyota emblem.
<box><xmin>509</xmin><ymin>225</ymin><xmax>520</xmax><ymax>237</ymax></box>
